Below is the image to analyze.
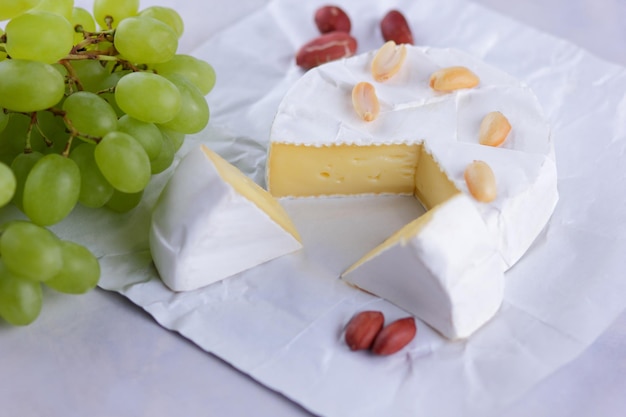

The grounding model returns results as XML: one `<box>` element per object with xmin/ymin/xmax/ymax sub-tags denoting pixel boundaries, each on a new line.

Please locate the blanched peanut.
<box><xmin>464</xmin><ymin>160</ymin><xmax>497</xmax><ymax>202</ymax></box>
<box><xmin>371</xmin><ymin>40</ymin><xmax>407</xmax><ymax>82</ymax></box>
<box><xmin>479</xmin><ymin>111</ymin><xmax>511</xmax><ymax>147</ymax></box>
<box><xmin>429</xmin><ymin>66</ymin><xmax>479</xmax><ymax>92</ymax></box>
<box><xmin>352</xmin><ymin>81</ymin><xmax>380</xmax><ymax>122</ymax></box>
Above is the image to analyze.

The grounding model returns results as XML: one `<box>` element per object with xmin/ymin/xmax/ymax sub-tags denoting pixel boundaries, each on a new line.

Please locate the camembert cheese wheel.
<box><xmin>267</xmin><ymin>44</ymin><xmax>558</xmax><ymax>337</ymax></box>
<box><xmin>267</xmin><ymin>44</ymin><xmax>558</xmax><ymax>268</ymax></box>
<box><xmin>150</xmin><ymin>145</ymin><xmax>302</xmax><ymax>292</ymax></box>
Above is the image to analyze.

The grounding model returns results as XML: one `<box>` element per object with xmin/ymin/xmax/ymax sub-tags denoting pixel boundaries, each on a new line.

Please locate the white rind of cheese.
<box><xmin>267</xmin><ymin>45</ymin><xmax>558</xmax><ymax>338</ymax></box>
<box><xmin>268</xmin><ymin>46</ymin><xmax>558</xmax><ymax>268</ymax></box>
<box><xmin>341</xmin><ymin>194</ymin><xmax>505</xmax><ymax>340</ymax></box>
<box><xmin>150</xmin><ymin>145</ymin><xmax>302</xmax><ymax>292</ymax></box>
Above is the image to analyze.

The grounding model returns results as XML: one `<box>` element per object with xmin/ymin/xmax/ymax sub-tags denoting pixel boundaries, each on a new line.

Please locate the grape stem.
<box><xmin>62</xmin><ymin>53</ymin><xmax>143</xmax><ymax>73</ymax></box>
<box><xmin>63</xmin><ymin>135</ymin><xmax>75</xmax><ymax>158</ymax></box>
<box><xmin>59</xmin><ymin>60</ymin><xmax>85</xmax><ymax>92</ymax></box>
<box><xmin>105</xmin><ymin>16</ymin><xmax>114</xmax><ymax>30</ymax></box>
<box><xmin>32</xmin><ymin>118</ymin><xmax>54</xmax><ymax>148</ymax></box>
<box><xmin>70</xmin><ymin>30</ymin><xmax>115</xmax><ymax>55</ymax></box>
<box><xmin>24</xmin><ymin>113</ymin><xmax>38</xmax><ymax>153</ymax></box>
<box><xmin>46</xmin><ymin>108</ymin><xmax>103</xmax><ymax>150</ymax></box>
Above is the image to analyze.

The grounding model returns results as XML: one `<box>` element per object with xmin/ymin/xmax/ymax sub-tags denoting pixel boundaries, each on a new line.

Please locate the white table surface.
<box><xmin>2</xmin><ymin>1</ymin><xmax>625</xmax><ymax>416</ymax></box>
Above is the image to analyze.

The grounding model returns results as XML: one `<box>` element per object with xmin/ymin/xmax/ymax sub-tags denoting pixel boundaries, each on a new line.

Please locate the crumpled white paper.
<box><xmin>6</xmin><ymin>0</ymin><xmax>623</xmax><ymax>415</ymax></box>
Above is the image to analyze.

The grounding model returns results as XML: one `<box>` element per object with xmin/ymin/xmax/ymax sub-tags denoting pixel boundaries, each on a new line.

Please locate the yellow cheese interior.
<box><xmin>414</xmin><ymin>145</ymin><xmax>460</xmax><ymax>208</ymax></box>
<box><xmin>267</xmin><ymin>142</ymin><xmax>459</xmax><ymax>210</ymax></box>
<box><xmin>202</xmin><ymin>145</ymin><xmax>301</xmax><ymax>242</ymax></box>
<box><xmin>268</xmin><ymin>143</ymin><xmax>420</xmax><ymax>197</ymax></box>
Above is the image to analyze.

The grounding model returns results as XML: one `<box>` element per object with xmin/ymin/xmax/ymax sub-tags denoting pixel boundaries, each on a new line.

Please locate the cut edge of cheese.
<box><xmin>267</xmin><ymin>142</ymin><xmax>460</xmax><ymax>210</ymax></box>
<box><xmin>341</xmin><ymin>193</ymin><xmax>505</xmax><ymax>339</ymax></box>
<box><xmin>201</xmin><ymin>145</ymin><xmax>302</xmax><ymax>242</ymax></box>
<box><xmin>149</xmin><ymin>145</ymin><xmax>302</xmax><ymax>292</ymax></box>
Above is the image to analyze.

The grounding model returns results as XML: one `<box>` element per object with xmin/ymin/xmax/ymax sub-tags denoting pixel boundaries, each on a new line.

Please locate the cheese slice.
<box><xmin>150</xmin><ymin>145</ymin><xmax>302</xmax><ymax>292</ymax></box>
<box><xmin>342</xmin><ymin>194</ymin><xmax>505</xmax><ymax>339</ymax></box>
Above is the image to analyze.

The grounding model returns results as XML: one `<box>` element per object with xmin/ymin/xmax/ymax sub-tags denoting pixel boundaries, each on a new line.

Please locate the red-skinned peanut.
<box><xmin>380</xmin><ymin>10</ymin><xmax>414</xmax><ymax>45</ymax></box>
<box><xmin>315</xmin><ymin>5</ymin><xmax>351</xmax><ymax>33</ymax></box>
<box><xmin>296</xmin><ymin>32</ymin><xmax>358</xmax><ymax>70</ymax></box>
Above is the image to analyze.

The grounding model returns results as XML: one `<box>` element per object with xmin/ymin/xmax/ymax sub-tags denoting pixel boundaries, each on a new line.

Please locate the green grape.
<box><xmin>71</xmin><ymin>6</ymin><xmax>96</xmax><ymax>45</ymax></box>
<box><xmin>33</xmin><ymin>0</ymin><xmax>73</xmax><ymax>21</ymax></box>
<box><xmin>0</xmin><ymin>29</ymin><xmax>7</xmax><ymax>62</ymax></box>
<box><xmin>0</xmin><ymin>0</ymin><xmax>41</xmax><ymax>21</ymax></box>
<box><xmin>94</xmin><ymin>131</ymin><xmax>150</xmax><ymax>193</ymax></box>
<box><xmin>69</xmin><ymin>60</ymin><xmax>108</xmax><ymax>93</ymax></box>
<box><xmin>0</xmin><ymin>60</ymin><xmax>65</xmax><ymax>112</ymax></box>
<box><xmin>114</xmin><ymin>16</ymin><xmax>178</xmax><ymax>64</ymax></box>
<box><xmin>23</xmin><ymin>154</ymin><xmax>80</xmax><ymax>226</ymax></box>
<box><xmin>10</xmin><ymin>152</ymin><xmax>43</xmax><ymax>210</ymax></box>
<box><xmin>0</xmin><ymin>110</ymin><xmax>8</xmax><ymax>133</ymax></box>
<box><xmin>52</xmin><ymin>62</ymin><xmax>67</xmax><ymax>78</ymax></box>
<box><xmin>62</xmin><ymin>91</ymin><xmax>118</xmax><ymax>138</ymax></box>
<box><xmin>0</xmin><ymin>143</ymin><xmax>17</xmax><ymax>165</ymax></box>
<box><xmin>153</xmin><ymin>55</ymin><xmax>216</xmax><ymax>95</ymax></box>
<box><xmin>0</xmin><ymin>220</ymin><xmax>62</xmax><ymax>281</ymax></box>
<box><xmin>0</xmin><ymin>261</ymin><xmax>43</xmax><ymax>326</ymax></box>
<box><xmin>138</xmin><ymin>6</ymin><xmax>184</xmax><ymax>38</ymax></box>
<box><xmin>95</xmin><ymin>68</ymin><xmax>128</xmax><ymax>117</ymax></box>
<box><xmin>150</xmin><ymin>131</ymin><xmax>175</xmax><ymax>175</ymax></box>
<box><xmin>0</xmin><ymin>140</ymin><xmax>17</xmax><ymax>166</ymax></box>
<box><xmin>159</xmin><ymin>126</ymin><xmax>185</xmax><ymax>152</ymax></box>
<box><xmin>0</xmin><ymin>162</ymin><xmax>16</xmax><ymax>207</ymax></box>
<box><xmin>36</xmin><ymin>110</ymin><xmax>70</xmax><ymax>155</ymax></box>
<box><xmin>93</xmin><ymin>0</ymin><xmax>138</xmax><ymax>29</ymax></box>
<box><xmin>0</xmin><ymin>116</ymin><xmax>23</xmax><ymax>165</ymax></box>
<box><xmin>115</xmin><ymin>72</ymin><xmax>181</xmax><ymax>124</ymax></box>
<box><xmin>1</xmin><ymin>112</ymin><xmax>53</xmax><ymax>155</ymax></box>
<box><xmin>117</xmin><ymin>115</ymin><xmax>162</xmax><ymax>160</ymax></box>
<box><xmin>90</xmin><ymin>39</ymin><xmax>114</xmax><ymax>54</ymax></box>
<box><xmin>160</xmin><ymin>74</ymin><xmax>210</xmax><ymax>134</ymax></box>
<box><xmin>69</xmin><ymin>143</ymin><xmax>113</xmax><ymax>208</ymax></box>
<box><xmin>106</xmin><ymin>189</ymin><xmax>143</xmax><ymax>213</ymax></box>
<box><xmin>5</xmin><ymin>10</ymin><xmax>74</xmax><ymax>64</ymax></box>
<box><xmin>0</xmin><ymin>114</ymin><xmax>48</xmax><ymax>162</ymax></box>
<box><xmin>45</xmin><ymin>240</ymin><xmax>100</xmax><ymax>294</ymax></box>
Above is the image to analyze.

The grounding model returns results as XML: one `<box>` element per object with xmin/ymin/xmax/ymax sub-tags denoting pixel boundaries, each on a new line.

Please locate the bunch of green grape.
<box><xmin>0</xmin><ymin>220</ymin><xmax>100</xmax><ymax>325</ymax></box>
<box><xmin>0</xmin><ymin>0</ymin><xmax>216</xmax><ymax>325</ymax></box>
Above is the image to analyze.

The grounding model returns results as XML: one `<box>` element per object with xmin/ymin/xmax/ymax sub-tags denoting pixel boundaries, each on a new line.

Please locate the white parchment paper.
<box><xmin>5</xmin><ymin>0</ymin><xmax>624</xmax><ymax>415</ymax></box>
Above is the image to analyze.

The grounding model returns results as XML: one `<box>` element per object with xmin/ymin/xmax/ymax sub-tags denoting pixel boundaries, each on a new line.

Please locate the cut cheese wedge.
<box><xmin>268</xmin><ymin>46</ymin><xmax>558</xmax><ymax>269</ymax></box>
<box><xmin>341</xmin><ymin>194</ymin><xmax>505</xmax><ymax>339</ymax></box>
<box><xmin>150</xmin><ymin>145</ymin><xmax>302</xmax><ymax>292</ymax></box>
<box><xmin>267</xmin><ymin>45</ymin><xmax>558</xmax><ymax>338</ymax></box>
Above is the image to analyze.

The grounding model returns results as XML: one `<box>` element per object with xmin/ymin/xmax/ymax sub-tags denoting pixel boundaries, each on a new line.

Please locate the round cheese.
<box><xmin>267</xmin><ymin>44</ymin><xmax>558</xmax><ymax>269</ymax></box>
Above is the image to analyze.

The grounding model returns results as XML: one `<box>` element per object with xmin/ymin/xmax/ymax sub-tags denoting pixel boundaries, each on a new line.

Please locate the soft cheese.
<box><xmin>342</xmin><ymin>194</ymin><xmax>505</xmax><ymax>340</ymax></box>
<box><xmin>267</xmin><ymin>45</ymin><xmax>558</xmax><ymax>338</ymax></box>
<box><xmin>150</xmin><ymin>145</ymin><xmax>302</xmax><ymax>292</ymax></box>
<box><xmin>267</xmin><ymin>46</ymin><xmax>558</xmax><ymax>268</ymax></box>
